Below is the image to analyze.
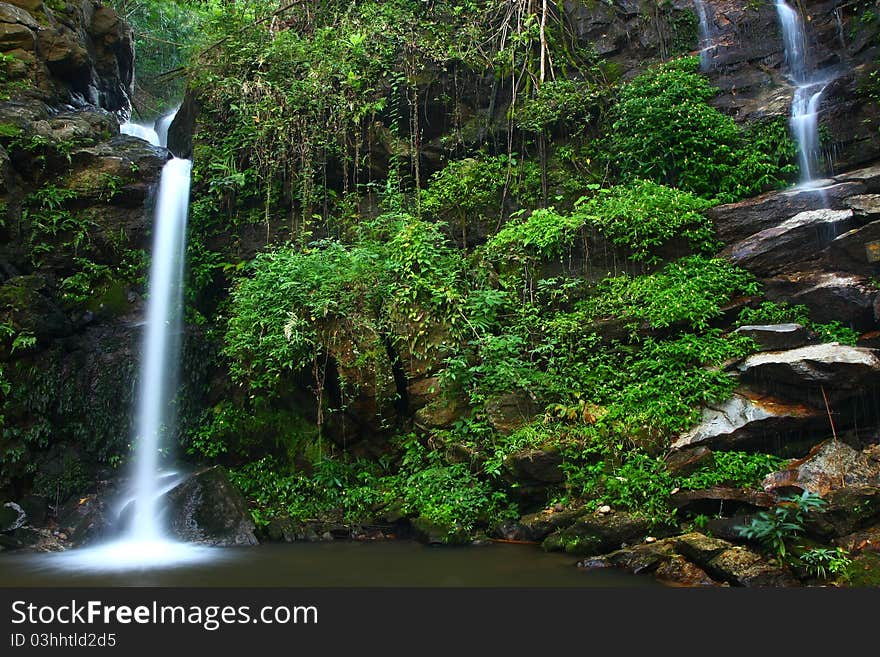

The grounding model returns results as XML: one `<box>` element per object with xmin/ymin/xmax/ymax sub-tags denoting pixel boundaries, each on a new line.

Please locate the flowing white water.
<box><xmin>55</xmin><ymin>120</ymin><xmax>209</xmax><ymax>569</ymax></box>
<box><xmin>774</xmin><ymin>0</ymin><xmax>832</xmax><ymax>188</ymax></box>
<box><xmin>694</xmin><ymin>0</ymin><xmax>716</xmax><ymax>72</ymax></box>
<box><xmin>129</xmin><ymin>157</ymin><xmax>191</xmax><ymax>541</ymax></box>
<box><xmin>120</xmin><ymin>121</ymin><xmax>160</xmax><ymax>146</ymax></box>
<box><xmin>155</xmin><ymin>108</ymin><xmax>179</xmax><ymax>149</ymax></box>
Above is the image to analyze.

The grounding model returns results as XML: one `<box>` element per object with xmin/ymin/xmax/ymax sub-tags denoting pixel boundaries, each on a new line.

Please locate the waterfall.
<box><xmin>56</xmin><ymin>111</ymin><xmax>211</xmax><ymax>570</ymax></box>
<box><xmin>128</xmin><ymin>157</ymin><xmax>191</xmax><ymax>542</ymax></box>
<box><xmin>120</xmin><ymin>121</ymin><xmax>160</xmax><ymax>146</ymax></box>
<box><xmin>774</xmin><ymin>0</ymin><xmax>832</xmax><ymax>187</ymax></box>
<box><xmin>155</xmin><ymin>107</ymin><xmax>179</xmax><ymax>149</ymax></box>
<box><xmin>694</xmin><ymin>0</ymin><xmax>716</xmax><ymax>72</ymax></box>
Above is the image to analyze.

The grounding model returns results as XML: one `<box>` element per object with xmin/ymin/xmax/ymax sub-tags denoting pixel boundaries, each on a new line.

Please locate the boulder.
<box><xmin>410</xmin><ymin>516</ymin><xmax>470</xmax><ymax>545</ymax></box>
<box><xmin>761</xmin><ymin>440</ymin><xmax>880</xmax><ymax>497</ymax></box>
<box><xmin>485</xmin><ymin>391</ymin><xmax>540</xmax><ymax>435</ymax></box>
<box><xmin>503</xmin><ymin>448</ymin><xmax>564</xmax><ymax>484</ymax></box>
<box><xmin>803</xmin><ymin>486</ymin><xmax>880</xmax><ymax>539</ymax></box>
<box><xmin>57</xmin><ymin>493</ymin><xmax>111</xmax><ymax>546</ymax></box>
<box><xmin>670</xmin><ymin>487</ymin><xmax>775</xmax><ymax>515</ymax></box>
<box><xmin>579</xmin><ymin>538</ymin><xmax>676</xmax><ymax>574</ymax></box>
<box><xmin>721</xmin><ymin>209</ymin><xmax>856</xmax><ymax>277</ymax></box>
<box><xmin>675</xmin><ymin>532</ymin><xmax>798</xmax><ymax>586</ymax></box>
<box><xmin>413</xmin><ymin>394</ymin><xmax>469</xmax><ymax>430</ymax></box>
<box><xmin>844</xmin><ymin>194</ymin><xmax>880</xmax><ymax>220</ymax></box>
<box><xmin>664</xmin><ymin>446</ymin><xmax>714</xmax><ymax>477</ymax></box>
<box><xmin>164</xmin><ymin>466</ymin><xmax>258</xmax><ymax>547</ymax></box>
<box><xmin>670</xmin><ymin>391</ymin><xmax>822</xmax><ymax>455</ymax></box>
<box><xmin>704</xmin><ymin>545</ymin><xmax>800</xmax><ymax>586</ymax></box>
<box><xmin>709</xmin><ymin>183</ymin><xmax>862</xmax><ymax>244</ymax></box>
<box><xmin>732</xmin><ymin>323</ymin><xmax>808</xmax><ymax>352</ymax></box>
<box><xmin>736</xmin><ymin>344</ymin><xmax>880</xmax><ymax>400</ymax></box>
<box><xmin>834</xmin><ymin>525</ymin><xmax>880</xmax><ymax>554</ymax></box>
<box><xmin>762</xmin><ymin>272</ymin><xmax>879</xmax><ymax>331</ymax></box>
<box><xmin>654</xmin><ymin>556</ymin><xmax>721</xmax><ymax>587</ymax></box>
<box><xmin>492</xmin><ymin>507</ymin><xmax>582</xmax><ymax>542</ymax></box>
<box><xmin>0</xmin><ymin>21</ymin><xmax>34</xmax><ymax>51</ymax></box>
<box><xmin>836</xmin><ymin>163</ymin><xmax>880</xmax><ymax>194</ymax></box>
<box><xmin>827</xmin><ymin>220</ymin><xmax>880</xmax><ymax>276</ymax></box>
<box><xmin>542</xmin><ymin>511</ymin><xmax>663</xmax><ymax>556</ymax></box>
<box><xmin>7</xmin><ymin>1</ymin><xmax>43</xmax><ymax>11</ymax></box>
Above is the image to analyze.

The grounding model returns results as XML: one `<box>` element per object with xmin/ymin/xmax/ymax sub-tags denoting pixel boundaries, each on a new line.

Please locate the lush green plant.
<box><xmin>514</xmin><ymin>79</ymin><xmax>602</xmax><ymax>134</ymax></box>
<box><xmin>800</xmin><ymin>546</ymin><xmax>853</xmax><ymax>580</ymax></box>
<box><xmin>575</xmin><ymin>180</ymin><xmax>716</xmax><ymax>263</ymax></box>
<box><xmin>679</xmin><ymin>451</ymin><xmax>786</xmax><ymax>490</ymax></box>
<box><xmin>583</xmin><ymin>256</ymin><xmax>760</xmax><ymax>330</ymax></box>
<box><xmin>604</xmin><ymin>56</ymin><xmax>792</xmax><ymax>200</ymax></box>
<box><xmin>736</xmin><ymin>490</ymin><xmax>827</xmax><ymax>558</ymax></box>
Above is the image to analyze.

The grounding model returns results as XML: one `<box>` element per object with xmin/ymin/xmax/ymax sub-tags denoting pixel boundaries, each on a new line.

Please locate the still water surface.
<box><xmin>0</xmin><ymin>541</ymin><xmax>657</xmax><ymax>587</ymax></box>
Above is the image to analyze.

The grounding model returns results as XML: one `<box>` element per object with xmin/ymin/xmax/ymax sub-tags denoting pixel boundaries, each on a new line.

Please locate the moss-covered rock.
<box><xmin>542</xmin><ymin>511</ymin><xmax>663</xmax><ymax>556</ymax></box>
<box><xmin>165</xmin><ymin>466</ymin><xmax>258</xmax><ymax>547</ymax></box>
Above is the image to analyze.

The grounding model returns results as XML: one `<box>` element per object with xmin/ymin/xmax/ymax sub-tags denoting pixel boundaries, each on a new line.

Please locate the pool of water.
<box><xmin>0</xmin><ymin>541</ymin><xmax>658</xmax><ymax>587</ymax></box>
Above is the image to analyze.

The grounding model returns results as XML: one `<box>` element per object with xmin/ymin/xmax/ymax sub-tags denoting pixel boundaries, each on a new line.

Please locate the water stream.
<box><xmin>51</xmin><ymin>113</ymin><xmax>211</xmax><ymax>570</ymax></box>
<box><xmin>694</xmin><ymin>0</ymin><xmax>717</xmax><ymax>72</ymax></box>
<box><xmin>774</xmin><ymin>0</ymin><xmax>833</xmax><ymax>188</ymax></box>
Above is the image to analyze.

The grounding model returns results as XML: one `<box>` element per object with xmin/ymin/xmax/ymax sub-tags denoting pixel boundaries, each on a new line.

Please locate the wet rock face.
<box><xmin>0</xmin><ymin>1</ymin><xmax>133</xmax><ymax>112</ymax></box>
<box><xmin>762</xmin><ymin>440</ymin><xmax>880</xmax><ymax>496</ymax></box>
<box><xmin>732</xmin><ymin>323</ymin><xmax>808</xmax><ymax>352</ymax></box>
<box><xmin>671</xmin><ymin>391</ymin><xmax>823</xmax><ymax>455</ymax></box>
<box><xmin>164</xmin><ymin>467</ymin><xmax>258</xmax><ymax>547</ymax></box>
<box><xmin>722</xmin><ymin>209</ymin><xmax>856</xmax><ymax>277</ymax></box>
<box><xmin>737</xmin><ymin>343</ymin><xmax>880</xmax><ymax>396</ymax></box>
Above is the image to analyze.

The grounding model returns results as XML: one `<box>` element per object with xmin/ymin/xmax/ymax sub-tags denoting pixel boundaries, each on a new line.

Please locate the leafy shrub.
<box><xmin>604</xmin><ymin>56</ymin><xmax>792</xmax><ymax>201</ymax></box>
<box><xmin>679</xmin><ymin>451</ymin><xmax>786</xmax><ymax>490</ymax></box>
<box><xmin>575</xmin><ymin>180</ymin><xmax>715</xmax><ymax>263</ymax></box>
<box><xmin>583</xmin><ymin>255</ymin><xmax>760</xmax><ymax>330</ymax></box>
<box><xmin>736</xmin><ymin>490</ymin><xmax>826</xmax><ymax>558</ymax></box>
<box><xmin>514</xmin><ymin>79</ymin><xmax>602</xmax><ymax>134</ymax></box>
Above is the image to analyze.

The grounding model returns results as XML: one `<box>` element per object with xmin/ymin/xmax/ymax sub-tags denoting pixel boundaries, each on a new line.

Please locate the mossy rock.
<box><xmin>843</xmin><ymin>551</ymin><xmax>880</xmax><ymax>587</ymax></box>
<box><xmin>542</xmin><ymin>512</ymin><xmax>664</xmax><ymax>556</ymax></box>
<box><xmin>410</xmin><ymin>516</ymin><xmax>470</xmax><ymax>545</ymax></box>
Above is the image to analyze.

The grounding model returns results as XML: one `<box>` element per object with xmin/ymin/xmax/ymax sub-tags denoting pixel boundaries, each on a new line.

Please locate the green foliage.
<box><xmin>109</xmin><ymin>0</ymin><xmax>208</xmax><ymax>112</ymax></box>
<box><xmin>800</xmin><ymin>546</ymin><xmax>853</xmax><ymax>580</ymax></box>
<box><xmin>736</xmin><ymin>490</ymin><xmax>827</xmax><ymax>558</ymax></box>
<box><xmin>679</xmin><ymin>451</ymin><xmax>786</xmax><ymax>490</ymax></box>
<box><xmin>583</xmin><ymin>255</ymin><xmax>760</xmax><ymax>330</ymax></box>
<box><xmin>575</xmin><ymin>180</ymin><xmax>715</xmax><ymax>263</ymax></box>
<box><xmin>485</xmin><ymin>206</ymin><xmax>584</xmax><ymax>261</ymax></box>
<box><xmin>514</xmin><ymin>79</ymin><xmax>602</xmax><ymax>133</ymax></box>
<box><xmin>224</xmin><ymin>213</ymin><xmax>466</xmax><ymax>398</ymax></box>
<box><xmin>186</xmin><ymin>400</ymin><xmax>318</xmax><ymax>461</ymax></box>
<box><xmin>229</xmin><ymin>434</ymin><xmax>514</xmax><ymax>538</ymax></box>
<box><xmin>421</xmin><ymin>154</ymin><xmax>541</xmax><ymax>238</ymax></box>
<box><xmin>604</xmin><ymin>56</ymin><xmax>793</xmax><ymax>201</ymax></box>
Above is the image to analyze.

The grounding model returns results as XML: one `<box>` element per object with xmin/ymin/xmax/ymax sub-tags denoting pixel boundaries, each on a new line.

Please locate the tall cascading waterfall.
<box><xmin>57</xmin><ymin>113</ymin><xmax>210</xmax><ymax>569</ymax></box>
<box><xmin>128</xmin><ymin>155</ymin><xmax>191</xmax><ymax>542</ymax></box>
<box><xmin>694</xmin><ymin>0</ymin><xmax>717</xmax><ymax>72</ymax></box>
<box><xmin>774</xmin><ymin>0</ymin><xmax>832</xmax><ymax>187</ymax></box>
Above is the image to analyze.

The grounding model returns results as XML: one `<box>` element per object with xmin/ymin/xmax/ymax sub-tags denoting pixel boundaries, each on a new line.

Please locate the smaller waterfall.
<box><xmin>120</xmin><ymin>121</ymin><xmax>159</xmax><ymax>146</ymax></box>
<box><xmin>774</xmin><ymin>0</ymin><xmax>834</xmax><ymax>188</ymax></box>
<box><xmin>155</xmin><ymin>107</ymin><xmax>179</xmax><ymax>149</ymax></box>
<box><xmin>694</xmin><ymin>0</ymin><xmax>717</xmax><ymax>71</ymax></box>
